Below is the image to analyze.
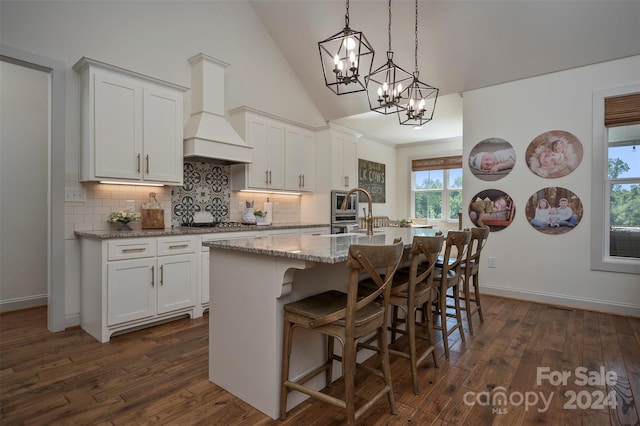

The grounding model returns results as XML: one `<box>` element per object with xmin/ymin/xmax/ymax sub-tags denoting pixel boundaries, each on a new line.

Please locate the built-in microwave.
<box><xmin>331</xmin><ymin>190</ymin><xmax>359</xmax><ymax>233</ymax></box>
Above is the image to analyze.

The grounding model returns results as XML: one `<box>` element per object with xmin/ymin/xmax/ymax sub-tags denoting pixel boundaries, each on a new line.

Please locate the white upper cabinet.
<box><xmin>285</xmin><ymin>126</ymin><xmax>315</xmax><ymax>192</ymax></box>
<box><xmin>331</xmin><ymin>133</ymin><xmax>358</xmax><ymax>190</ymax></box>
<box><xmin>74</xmin><ymin>57</ymin><xmax>186</xmax><ymax>185</ymax></box>
<box><xmin>231</xmin><ymin>111</ymin><xmax>285</xmax><ymax>190</ymax></box>
<box><xmin>231</xmin><ymin>108</ymin><xmax>315</xmax><ymax>193</ymax></box>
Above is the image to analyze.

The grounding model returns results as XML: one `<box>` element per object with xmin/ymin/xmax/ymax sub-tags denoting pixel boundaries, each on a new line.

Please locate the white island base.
<box><xmin>206</xmin><ymin>229</ymin><xmax>437</xmax><ymax>419</ymax></box>
<box><xmin>209</xmin><ymin>249</ymin><xmax>349</xmax><ymax>419</ymax></box>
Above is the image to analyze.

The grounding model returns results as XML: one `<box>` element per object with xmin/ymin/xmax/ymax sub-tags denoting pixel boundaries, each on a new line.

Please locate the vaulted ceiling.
<box><xmin>250</xmin><ymin>0</ymin><xmax>640</xmax><ymax>144</ymax></box>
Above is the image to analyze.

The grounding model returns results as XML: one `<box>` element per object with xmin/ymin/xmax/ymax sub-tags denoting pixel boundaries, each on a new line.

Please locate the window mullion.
<box><xmin>442</xmin><ymin>170</ymin><xmax>448</xmax><ymax>220</ymax></box>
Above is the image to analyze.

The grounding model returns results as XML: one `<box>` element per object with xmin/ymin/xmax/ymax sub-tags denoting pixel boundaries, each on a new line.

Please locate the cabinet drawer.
<box><xmin>157</xmin><ymin>236</ymin><xmax>196</xmax><ymax>256</ymax></box>
<box><xmin>108</xmin><ymin>239</ymin><xmax>156</xmax><ymax>261</ymax></box>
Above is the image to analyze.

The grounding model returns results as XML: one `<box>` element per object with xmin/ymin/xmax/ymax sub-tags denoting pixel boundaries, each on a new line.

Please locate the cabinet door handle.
<box><xmin>302</xmin><ymin>174</ymin><xmax>305</xmax><ymax>187</ymax></box>
<box><xmin>298</xmin><ymin>174</ymin><xmax>301</xmax><ymax>187</ymax></box>
<box><xmin>169</xmin><ymin>244</ymin><xmax>188</xmax><ymax>249</ymax></box>
<box><xmin>344</xmin><ymin>176</ymin><xmax>349</xmax><ymax>187</ymax></box>
<box><xmin>265</xmin><ymin>170</ymin><xmax>269</xmax><ymax>184</ymax></box>
<box><xmin>151</xmin><ymin>265</ymin><xmax>155</xmax><ymax>287</ymax></box>
<box><xmin>160</xmin><ymin>265</ymin><xmax>164</xmax><ymax>286</ymax></box>
<box><xmin>268</xmin><ymin>170</ymin><xmax>272</xmax><ymax>184</ymax></box>
<box><xmin>145</xmin><ymin>155</ymin><xmax>149</xmax><ymax>174</ymax></box>
<box><xmin>122</xmin><ymin>248</ymin><xmax>145</xmax><ymax>253</ymax></box>
<box><xmin>137</xmin><ymin>153</ymin><xmax>141</xmax><ymax>173</ymax></box>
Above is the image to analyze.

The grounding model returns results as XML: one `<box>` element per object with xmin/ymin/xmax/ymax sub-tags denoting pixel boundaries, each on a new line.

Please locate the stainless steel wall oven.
<box><xmin>330</xmin><ymin>190</ymin><xmax>359</xmax><ymax>234</ymax></box>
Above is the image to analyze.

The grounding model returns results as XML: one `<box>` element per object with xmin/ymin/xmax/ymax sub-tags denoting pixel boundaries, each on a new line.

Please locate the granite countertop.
<box><xmin>204</xmin><ymin>227</ymin><xmax>439</xmax><ymax>264</ymax></box>
<box><xmin>74</xmin><ymin>223</ymin><xmax>330</xmax><ymax>239</ymax></box>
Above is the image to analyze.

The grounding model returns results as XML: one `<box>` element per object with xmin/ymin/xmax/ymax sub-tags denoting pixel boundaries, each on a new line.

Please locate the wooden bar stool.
<box><xmin>459</xmin><ymin>226</ymin><xmax>490</xmax><ymax>335</ymax></box>
<box><xmin>279</xmin><ymin>241</ymin><xmax>404</xmax><ymax>425</ymax></box>
<box><xmin>432</xmin><ymin>229</ymin><xmax>471</xmax><ymax>359</ymax></box>
<box><xmin>359</xmin><ymin>235</ymin><xmax>444</xmax><ymax>395</ymax></box>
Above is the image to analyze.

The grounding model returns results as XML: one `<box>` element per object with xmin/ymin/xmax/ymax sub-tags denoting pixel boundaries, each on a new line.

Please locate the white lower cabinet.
<box><xmin>81</xmin><ymin>235</ymin><xmax>199</xmax><ymax>343</ymax></box>
<box><xmin>107</xmin><ymin>257</ymin><xmax>156</xmax><ymax>325</ymax></box>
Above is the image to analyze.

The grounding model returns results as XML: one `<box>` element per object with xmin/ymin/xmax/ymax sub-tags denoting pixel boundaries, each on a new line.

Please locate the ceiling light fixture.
<box><xmin>399</xmin><ymin>0</ymin><xmax>439</xmax><ymax>127</ymax></box>
<box><xmin>318</xmin><ymin>0</ymin><xmax>375</xmax><ymax>95</ymax></box>
<box><xmin>365</xmin><ymin>0</ymin><xmax>413</xmax><ymax>115</ymax></box>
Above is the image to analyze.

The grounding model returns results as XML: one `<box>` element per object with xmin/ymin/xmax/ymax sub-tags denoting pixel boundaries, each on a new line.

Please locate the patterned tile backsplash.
<box><xmin>65</xmin><ymin>159</ymin><xmax>302</xmax><ymax>238</ymax></box>
<box><xmin>171</xmin><ymin>160</ymin><xmax>231</xmax><ymax>225</ymax></box>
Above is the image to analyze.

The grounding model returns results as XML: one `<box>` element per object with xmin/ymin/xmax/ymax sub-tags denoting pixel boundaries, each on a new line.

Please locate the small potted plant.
<box><xmin>108</xmin><ymin>210</ymin><xmax>141</xmax><ymax>231</ymax></box>
<box><xmin>254</xmin><ymin>209</ymin><xmax>268</xmax><ymax>225</ymax></box>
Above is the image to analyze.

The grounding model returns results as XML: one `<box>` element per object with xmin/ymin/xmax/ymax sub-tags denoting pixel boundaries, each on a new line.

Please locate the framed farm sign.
<box><xmin>358</xmin><ymin>159</ymin><xmax>386</xmax><ymax>203</ymax></box>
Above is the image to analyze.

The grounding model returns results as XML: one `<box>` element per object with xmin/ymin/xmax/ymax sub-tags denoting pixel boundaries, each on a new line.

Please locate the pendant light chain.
<box><xmin>414</xmin><ymin>0</ymin><xmax>419</xmax><ymax>72</ymax></box>
<box><xmin>345</xmin><ymin>0</ymin><xmax>350</xmax><ymax>26</ymax></box>
<box><xmin>365</xmin><ymin>0</ymin><xmax>412</xmax><ymax>114</ymax></box>
<box><xmin>398</xmin><ymin>0</ymin><xmax>439</xmax><ymax>126</ymax></box>
<box><xmin>388</xmin><ymin>0</ymin><xmax>392</xmax><ymax>52</ymax></box>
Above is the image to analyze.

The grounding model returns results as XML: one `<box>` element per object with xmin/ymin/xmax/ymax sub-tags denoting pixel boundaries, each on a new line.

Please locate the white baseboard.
<box><xmin>0</xmin><ymin>294</ymin><xmax>47</xmax><ymax>313</ymax></box>
<box><xmin>65</xmin><ymin>313</ymin><xmax>80</xmax><ymax>328</ymax></box>
<box><xmin>481</xmin><ymin>284</ymin><xmax>640</xmax><ymax>318</ymax></box>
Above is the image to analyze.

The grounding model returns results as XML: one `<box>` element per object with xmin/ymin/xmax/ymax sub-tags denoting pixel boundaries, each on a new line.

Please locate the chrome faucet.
<box><xmin>342</xmin><ymin>187</ymin><xmax>374</xmax><ymax>236</ymax></box>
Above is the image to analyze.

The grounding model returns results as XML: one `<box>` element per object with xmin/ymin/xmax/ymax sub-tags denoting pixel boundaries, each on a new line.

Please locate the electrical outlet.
<box><xmin>238</xmin><ymin>202</ymin><xmax>245</xmax><ymax>212</ymax></box>
<box><xmin>488</xmin><ymin>257</ymin><xmax>497</xmax><ymax>268</ymax></box>
<box><xmin>65</xmin><ymin>187</ymin><xmax>86</xmax><ymax>202</ymax></box>
<box><xmin>126</xmin><ymin>200</ymin><xmax>135</xmax><ymax>212</ymax></box>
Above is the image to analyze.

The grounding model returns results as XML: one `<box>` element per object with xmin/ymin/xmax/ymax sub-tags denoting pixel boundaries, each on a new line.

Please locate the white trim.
<box><xmin>0</xmin><ymin>295</ymin><xmax>48</xmax><ymax>313</ymax></box>
<box><xmin>411</xmin><ymin>167</ymin><xmax>462</xmax><ymax>222</ymax></box>
<box><xmin>591</xmin><ymin>84</ymin><xmax>640</xmax><ymax>274</ymax></box>
<box><xmin>481</xmin><ymin>285</ymin><xmax>640</xmax><ymax>318</ymax></box>
<box><xmin>65</xmin><ymin>313</ymin><xmax>81</xmax><ymax>328</ymax></box>
<box><xmin>1</xmin><ymin>45</ymin><xmax>66</xmax><ymax>331</ymax></box>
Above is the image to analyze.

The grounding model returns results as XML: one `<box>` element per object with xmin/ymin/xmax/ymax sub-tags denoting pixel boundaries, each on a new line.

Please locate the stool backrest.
<box><xmin>407</xmin><ymin>235</ymin><xmax>445</xmax><ymax>298</ymax></box>
<box><xmin>344</xmin><ymin>241</ymin><xmax>404</xmax><ymax>328</ymax></box>
<box><xmin>466</xmin><ymin>226</ymin><xmax>490</xmax><ymax>267</ymax></box>
<box><xmin>441</xmin><ymin>230</ymin><xmax>472</xmax><ymax>277</ymax></box>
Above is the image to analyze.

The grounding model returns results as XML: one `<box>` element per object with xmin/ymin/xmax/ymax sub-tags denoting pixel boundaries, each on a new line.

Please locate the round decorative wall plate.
<box><xmin>526</xmin><ymin>130</ymin><xmax>583</xmax><ymax>178</ymax></box>
<box><xmin>469</xmin><ymin>138</ymin><xmax>516</xmax><ymax>181</ymax></box>
<box><xmin>468</xmin><ymin>189</ymin><xmax>515</xmax><ymax>232</ymax></box>
<box><xmin>525</xmin><ymin>187</ymin><xmax>583</xmax><ymax>234</ymax></box>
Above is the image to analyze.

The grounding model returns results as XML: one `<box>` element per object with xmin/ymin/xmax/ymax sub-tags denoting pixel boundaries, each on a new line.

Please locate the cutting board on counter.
<box><xmin>141</xmin><ymin>208</ymin><xmax>164</xmax><ymax>229</ymax></box>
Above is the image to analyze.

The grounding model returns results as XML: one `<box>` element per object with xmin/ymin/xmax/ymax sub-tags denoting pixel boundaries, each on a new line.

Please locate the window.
<box><xmin>411</xmin><ymin>156</ymin><xmax>462</xmax><ymax>222</ymax></box>
<box><xmin>606</xmin><ymin>125</ymin><xmax>640</xmax><ymax>258</ymax></box>
<box><xmin>591</xmin><ymin>87</ymin><xmax>640</xmax><ymax>274</ymax></box>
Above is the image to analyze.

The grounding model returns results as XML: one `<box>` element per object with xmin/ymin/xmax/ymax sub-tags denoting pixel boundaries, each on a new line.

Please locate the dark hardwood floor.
<box><xmin>1</xmin><ymin>295</ymin><xmax>639</xmax><ymax>425</ymax></box>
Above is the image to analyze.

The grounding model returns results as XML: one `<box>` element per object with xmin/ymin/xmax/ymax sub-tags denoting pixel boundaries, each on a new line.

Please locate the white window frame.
<box><xmin>411</xmin><ymin>168</ymin><xmax>462</xmax><ymax>223</ymax></box>
<box><xmin>591</xmin><ymin>84</ymin><xmax>640</xmax><ymax>274</ymax></box>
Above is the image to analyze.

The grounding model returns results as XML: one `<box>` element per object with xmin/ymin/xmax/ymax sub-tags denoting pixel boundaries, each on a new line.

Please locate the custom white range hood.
<box><xmin>183</xmin><ymin>53</ymin><xmax>252</xmax><ymax>164</ymax></box>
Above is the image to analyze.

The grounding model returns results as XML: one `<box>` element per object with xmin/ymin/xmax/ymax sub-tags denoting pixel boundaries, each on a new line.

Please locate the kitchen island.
<box><xmin>203</xmin><ymin>227</ymin><xmax>438</xmax><ymax>419</ymax></box>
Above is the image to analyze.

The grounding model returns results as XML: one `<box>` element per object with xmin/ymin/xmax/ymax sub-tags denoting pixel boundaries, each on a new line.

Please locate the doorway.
<box><xmin>0</xmin><ymin>46</ymin><xmax>65</xmax><ymax>331</ymax></box>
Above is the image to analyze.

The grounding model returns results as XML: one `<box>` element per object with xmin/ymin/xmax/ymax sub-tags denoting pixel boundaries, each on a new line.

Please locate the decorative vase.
<box><xmin>242</xmin><ymin>210</ymin><xmax>256</xmax><ymax>224</ymax></box>
<box><xmin>117</xmin><ymin>221</ymin><xmax>133</xmax><ymax>231</ymax></box>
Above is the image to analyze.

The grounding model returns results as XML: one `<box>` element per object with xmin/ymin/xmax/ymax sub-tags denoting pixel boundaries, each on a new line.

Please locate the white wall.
<box><xmin>463</xmin><ymin>55</ymin><xmax>640</xmax><ymax>316</ymax></box>
<box><xmin>0</xmin><ymin>0</ymin><xmax>327</xmax><ymax>325</ymax></box>
<box><xmin>0</xmin><ymin>60</ymin><xmax>49</xmax><ymax>311</ymax></box>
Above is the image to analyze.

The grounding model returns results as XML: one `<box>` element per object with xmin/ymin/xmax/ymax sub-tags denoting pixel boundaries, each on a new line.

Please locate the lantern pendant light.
<box><xmin>398</xmin><ymin>0</ymin><xmax>439</xmax><ymax>127</ymax></box>
<box><xmin>365</xmin><ymin>0</ymin><xmax>413</xmax><ymax>115</ymax></box>
<box><xmin>318</xmin><ymin>0</ymin><xmax>375</xmax><ymax>95</ymax></box>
